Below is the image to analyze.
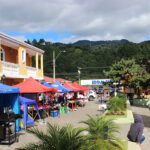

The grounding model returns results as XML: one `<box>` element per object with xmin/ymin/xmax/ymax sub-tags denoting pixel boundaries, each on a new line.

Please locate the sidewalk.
<box><xmin>131</xmin><ymin>106</ymin><xmax>150</xmax><ymax>150</ymax></box>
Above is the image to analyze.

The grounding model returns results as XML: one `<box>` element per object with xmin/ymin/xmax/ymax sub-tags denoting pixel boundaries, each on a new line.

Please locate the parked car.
<box><xmin>88</xmin><ymin>90</ymin><xmax>97</xmax><ymax>101</ymax></box>
<box><xmin>96</xmin><ymin>88</ymin><xmax>104</xmax><ymax>94</ymax></box>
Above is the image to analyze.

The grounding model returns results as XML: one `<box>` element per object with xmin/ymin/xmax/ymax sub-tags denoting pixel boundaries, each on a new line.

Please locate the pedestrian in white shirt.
<box><xmin>98</xmin><ymin>102</ymin><xmax>107</xmax><ymax>115</ymax></box>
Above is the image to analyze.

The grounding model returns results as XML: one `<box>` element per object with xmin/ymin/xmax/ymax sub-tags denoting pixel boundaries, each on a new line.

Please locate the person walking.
<box><xmin>127</xmin><ymin>115</ymin><xmax>145</xmax><ymax>147</ymax></box>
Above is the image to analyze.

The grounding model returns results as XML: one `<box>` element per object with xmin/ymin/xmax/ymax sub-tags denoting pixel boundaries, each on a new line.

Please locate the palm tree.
<box><xmin>16</xmin><ymin>123</ymin><xmax>85</xmax><ymax>150</ymax></box>
<box><xmin>80</xmin><ymin>115</ymin><xmax>124</xmax><ymax>150</ymax></box>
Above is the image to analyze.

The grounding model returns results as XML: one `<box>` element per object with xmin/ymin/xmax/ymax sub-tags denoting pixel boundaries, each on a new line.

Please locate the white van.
<box><xmin>87</xmin><ymin>90</ymin><xmax>97</xmax><ymax>101</ymax></box>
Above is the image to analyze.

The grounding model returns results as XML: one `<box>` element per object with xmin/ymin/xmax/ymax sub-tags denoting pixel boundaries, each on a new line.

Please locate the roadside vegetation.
<box><xmin>106</xmin><ymin>93</ymin><xmax>126</xmax><ymax>116</ymax></box>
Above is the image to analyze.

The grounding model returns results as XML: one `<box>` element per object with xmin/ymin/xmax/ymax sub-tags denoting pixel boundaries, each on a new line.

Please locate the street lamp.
<box><xmin>53</xmin><ymin>50</ymin><xmax>66</xmax><ymax>82</ymax></box>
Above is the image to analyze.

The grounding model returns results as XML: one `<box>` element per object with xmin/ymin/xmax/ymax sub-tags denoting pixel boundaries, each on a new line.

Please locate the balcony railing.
<box><xmin>1</xmin><ymin>61</ymin><xmax>19</xmax><ymax>78</ymax></box>
<box><xmin>26</xmin><ymin>66</ymin><xmax>37</xmax><ymax>78</ymax></box>
<box><xmin>1</xmin><ymin>61</ymin><xmax>40</xmax><ymax>79</ymax></box>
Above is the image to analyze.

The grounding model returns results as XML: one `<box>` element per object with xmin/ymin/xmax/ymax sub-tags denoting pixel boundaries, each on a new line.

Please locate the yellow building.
<box><xmin>0</xmin><ymin>33</ymin><xmax>44</xmax><ymax>85</ymax></box>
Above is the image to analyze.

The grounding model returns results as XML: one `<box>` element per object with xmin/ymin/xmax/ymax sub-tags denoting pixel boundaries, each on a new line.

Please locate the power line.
<box><xmin>79</xmin><ymin>67</ymin><xmax>109</xmax><ymax>69</ymax></box>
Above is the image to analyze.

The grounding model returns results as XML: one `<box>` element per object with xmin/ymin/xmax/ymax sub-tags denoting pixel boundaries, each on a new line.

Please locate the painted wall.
<box><xmin>5</xmin><ymin>78</ymin><xmax>24</xmax><ymax>86</ymax></box>
<box><xmin>18</xmin><ymin>46</ymin><xmax>27</xmax><ymax>76</ymax></box>
<box><xmin>2</xmin><ymin>45</ymin><xmax>18</xmax><ymax>63</ymax></box>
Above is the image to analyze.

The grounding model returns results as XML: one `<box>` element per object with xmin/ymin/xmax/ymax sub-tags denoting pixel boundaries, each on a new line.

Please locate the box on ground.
<box><xmin>51</xmin><ymin>110</ymin><xmax>59</xmax><ymax>117</ymax></box>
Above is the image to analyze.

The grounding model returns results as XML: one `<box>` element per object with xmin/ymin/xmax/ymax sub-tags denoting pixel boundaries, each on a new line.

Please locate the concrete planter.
<box><xmin>104</xmin><ymin>100</ymin><xmax>134</xmax><ymax>124</ymax></box>
<box><xmin>113</xmin><ymin>100</ymin><xmax>134</xmax><ymax>124</ymax></box>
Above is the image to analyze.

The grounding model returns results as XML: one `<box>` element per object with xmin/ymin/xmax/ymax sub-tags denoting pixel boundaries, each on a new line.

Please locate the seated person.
<box><xmin>127</xmin><ymin>115</ymin><xmax>145</xmax><ymax>147</ymax></box>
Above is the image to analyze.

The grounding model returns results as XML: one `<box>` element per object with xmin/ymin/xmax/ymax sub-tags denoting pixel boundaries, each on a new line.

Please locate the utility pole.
<box><xmin>53</xmin><ymin>50</ymin><xmax>55</xmax><ymax>82</ymax></box>
<box><xmin>53</xmin><ymin>50</ymin><xmax>66</xmax><ymax>82</ymax></box>
<box><xmin>78</xmin><ymin>68</ymin><xmax>81</xmax><ymax>85</ymax></box>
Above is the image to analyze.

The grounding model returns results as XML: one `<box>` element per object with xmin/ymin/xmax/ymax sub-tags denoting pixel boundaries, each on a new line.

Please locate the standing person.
<box><xmin>142</xmin><ymin>92</ymin><xmax>145</xmax><ymax>99</ymax></box>
<box><xmin>98</xmin><ymin>102</ymin><xmax>107</xmax><ymax>115</ymax></box>
<box><xmin>127</xmin><ymin>115</ymin><xmax>145</xmax><ymax>147</ymax></box>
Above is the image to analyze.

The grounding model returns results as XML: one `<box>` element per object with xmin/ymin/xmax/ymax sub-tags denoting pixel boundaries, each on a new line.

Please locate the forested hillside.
<box><xmin>25</xmin><ymin>39</ymin><xmax>150</xmax><ymax>80</ymax></box>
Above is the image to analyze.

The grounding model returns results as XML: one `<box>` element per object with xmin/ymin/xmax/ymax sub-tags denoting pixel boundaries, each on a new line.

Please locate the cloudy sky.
<box><xmin>1</xmin><ymin>0</ymin><xmax>150</xmax><ymax>43</ymax></box>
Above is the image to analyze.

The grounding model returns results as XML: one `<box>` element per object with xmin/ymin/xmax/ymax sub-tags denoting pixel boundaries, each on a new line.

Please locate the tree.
<box><xmin>80</xmin><ymin>115</ymin><xmax>123</xmax><ymax>150</ymax></box>
<box><xmin>16</xmin><ymin>123</ymin><xmax>85</xmax><ymax>150</ymax></box>
<box><xmin>104</xmin><ymin>59</ymin><xmax>149</xmax><ymax>94</ymax></box>
<box><xmin>117</xmin><ymin>42</ymin><xmax>142</xmax><ymax>60</ymax></box>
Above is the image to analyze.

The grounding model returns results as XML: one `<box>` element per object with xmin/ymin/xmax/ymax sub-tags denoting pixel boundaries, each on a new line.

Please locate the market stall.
<box><xmin>14</xmin><ymin>77</ymin><xmax>57</xmax><ymax>120</ymax></box>
<box><xmin>19</xmin><ymin>96</ymin><xmax>41</xmax><ymax>128</ymax></box>
<box><xmin>0</xmin><ymin>83</ymin><xmax>20</xmax><ymax>130</ymax></box>
<box><xmin>0</xmin><ymin>83</ymin><xmax>20</xmax><ymax>145</ymax></box>
<box><xmin>14</xmin><ymin>77</ymin><xmax>56</xmax><ymax>93</ymax></box>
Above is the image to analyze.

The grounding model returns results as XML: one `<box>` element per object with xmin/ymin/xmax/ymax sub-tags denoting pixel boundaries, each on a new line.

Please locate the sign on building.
<box><xmin>81</xmin><ymin>79</ymin><xmax>110</xmax><ymax>86</ymax></box>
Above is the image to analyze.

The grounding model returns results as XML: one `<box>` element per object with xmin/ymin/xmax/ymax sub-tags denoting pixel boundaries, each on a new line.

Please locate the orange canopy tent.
<box><xmin>72</xmin><ymin>82</ymin><xmax>90</xmax><ymax>91</ymax></box>
<box><xmin>63</xmin><ymin>82</ymin><xmax>81</xmax><ymax>92</ymax></box>
<box><xmin>14</xmin><ymin>77</ymin><xmax>57</xmax><ymax>93</ymax></box>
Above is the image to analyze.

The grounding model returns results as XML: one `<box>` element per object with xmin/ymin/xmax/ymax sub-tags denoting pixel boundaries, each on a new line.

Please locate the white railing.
<box><xmin>1</xmin><ymin>61</ymin><xmax>41</xmax><ymax>79</ymax></box>
<box><xmin>26</xmin><ymin>66</ymin><xmax>37</xmax><ymax>78</ymax></box>
<box><xmin>1</xmin><ymin>61</ymin><xmax>19</xmax><ymax>78</ymax></box>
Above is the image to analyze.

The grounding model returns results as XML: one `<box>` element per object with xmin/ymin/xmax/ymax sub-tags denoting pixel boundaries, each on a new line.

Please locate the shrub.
<box><xmin>107</xmin><ymin>94</ymin><xmax>126</xmax><ymax>113</ymax></box>
<box><xmin>80</xmin><ymin>115</ymin><xmax>124</xmax><ymax>150</ymax></box>
<box><xmin>117</xmin><ymin>93</ymin><xmax>126</xmax><ymax>100</ymax></box>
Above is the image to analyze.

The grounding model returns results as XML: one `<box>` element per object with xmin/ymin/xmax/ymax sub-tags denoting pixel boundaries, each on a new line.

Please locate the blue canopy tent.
<box><xmin>51</xmin><ymin>81</ymin><xmax>74</xmax><ymax>93</ymax></box>
<box><xmin>41</xmin><ymin>80</ymin><xmax>73</xmax><ymax>93</ymax></box>
<box><xmin>0</xmin><ymin>83</ymin><xmax>20</xmax><ymax>131</ymax></box>
<box><xmin>40</xmin><ymin>80</ymin><xmax>54</xmax><ymax>88</ymax></box>
<box><xmin>19</xmin><ymin>96</ymin><xmax>41</xmax><ymax>128</ymax></box>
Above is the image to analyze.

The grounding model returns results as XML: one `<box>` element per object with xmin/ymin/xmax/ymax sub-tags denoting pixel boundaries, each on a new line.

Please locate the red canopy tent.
<box><xmin>63</xmin><ymin>82</ymin><xmax>81</xmax><ymax>92</ymax></box>
<box><xmin>56</xmin><ymin>78</ymin><xmax>71</xmax><ymax>83</ymax></box>
<box><xmin>72</xmin><ymin>82</ymin><xmax>90</xmax><ymax>91</ymax></box>
<box><xmin>44</xmin><ymin>76</ymin><xmax>53</xmax><ymax>83</ymax></box>
<box><xmin>14</xmin><ymin>77</ymin><xmax>57</xmax><ymax>93</ymax></box>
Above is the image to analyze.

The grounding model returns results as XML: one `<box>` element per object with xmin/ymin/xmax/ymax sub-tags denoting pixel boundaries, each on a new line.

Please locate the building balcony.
<box><xmin>0</xmin><ymin>61</ymin><xmax>42</xmax><ymax>80</ymax></box>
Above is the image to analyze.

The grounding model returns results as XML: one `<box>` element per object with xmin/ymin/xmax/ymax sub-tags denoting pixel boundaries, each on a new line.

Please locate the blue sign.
<box><xmin>92</xmin><ymin>80</ymin><xmax>110</xmax><ymax>85</ymax></box>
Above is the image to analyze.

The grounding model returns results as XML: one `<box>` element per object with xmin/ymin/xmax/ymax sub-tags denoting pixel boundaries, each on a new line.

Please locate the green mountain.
<box><xmin>73</xmin><ymin>39</ymin><xmax>128</xmax><ymax>46</ymax></box>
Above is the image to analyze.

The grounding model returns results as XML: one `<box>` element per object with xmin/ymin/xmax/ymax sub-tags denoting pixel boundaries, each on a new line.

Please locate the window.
<box><xmin>21</xmin><ymin>49</ymin><xmax>26</xmax><ymax>63</ymax></box>
<box><xmin>0</xmin><ymin>48</ymin><xmax>5</xmax><ymax>61</ymax></box>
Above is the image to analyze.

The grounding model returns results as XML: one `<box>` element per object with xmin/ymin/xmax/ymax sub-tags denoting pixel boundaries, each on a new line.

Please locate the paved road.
<box><xmin>0</xmin><ymin>100</ymin><xmax>101</xmax><ymax>150</ymax></box>
<box><xmin>0</xmin><ymin>100</ymin><xmax>149</xmax><ymax>150</ymax></box>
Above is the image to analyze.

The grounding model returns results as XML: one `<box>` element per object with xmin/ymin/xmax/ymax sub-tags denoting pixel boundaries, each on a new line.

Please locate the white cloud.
<box><xmin>0</xmin><ymin>0</ymin><xmax>150</xmax><ymax>42</ymax></box>
<box><xmin>12</xmin><ymin>36</ymin><xmax>27</xmax><ymax>42</ymax></box>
